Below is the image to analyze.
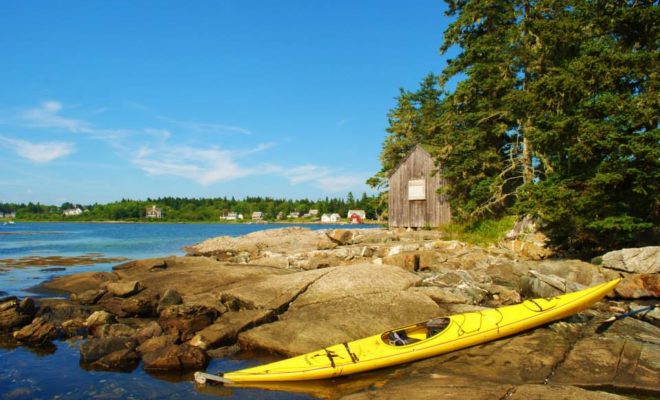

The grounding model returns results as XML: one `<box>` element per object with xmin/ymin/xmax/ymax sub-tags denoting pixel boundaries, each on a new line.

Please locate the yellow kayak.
<box><xmin>195</xmin><ymin>278</ymin><xmax>619</xmax><ymax>384</ymax></box>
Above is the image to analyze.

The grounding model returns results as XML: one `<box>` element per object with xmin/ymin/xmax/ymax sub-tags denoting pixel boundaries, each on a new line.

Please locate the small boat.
<box><xmin>195</xmin><ymin>278</ymin><xmax>620</xmax><ymax>384</ymax></box>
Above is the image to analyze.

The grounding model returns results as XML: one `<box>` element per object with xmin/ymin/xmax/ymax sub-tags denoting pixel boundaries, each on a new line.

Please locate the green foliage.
<box><xmin>1</xmin><ymin>194</ymin><xmax>379</xmax><ymax>222</ymax></box>
<box><xmin>375</xmin><ymin>0</ymin><xmax>658</xmax><ymax>256</ymax></box>
<box><xmin>441</xmin><ymin>215</ymin><xmax>517</xmax><ymax>246</ymax></box>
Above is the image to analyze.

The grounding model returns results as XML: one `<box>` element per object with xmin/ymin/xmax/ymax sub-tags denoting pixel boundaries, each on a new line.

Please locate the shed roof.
<box><xmin>388</xmin><ymin>143</ymin><xmax>439</xmax><ymax>177</ymax></box>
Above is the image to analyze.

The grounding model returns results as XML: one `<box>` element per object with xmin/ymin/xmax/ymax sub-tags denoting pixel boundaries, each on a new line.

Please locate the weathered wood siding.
<box><xmin>388</xmin><ymin>146</ymin><xmax>451</xmax><ymax>228</ymax></box>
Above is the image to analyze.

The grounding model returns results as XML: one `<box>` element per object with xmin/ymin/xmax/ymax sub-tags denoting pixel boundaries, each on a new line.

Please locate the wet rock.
<box><xmin>136</xmin><ymin>320</ymin><xmax>163</xmax><ymax>343</ymax></box>
<box><xmin>113</xmin><ymin>257</ymin><xmax>167</xmax><ymax>272</ymax></box>
<box><xmin>142</xmin><ymin>344</ymin><xmax>208</xmax><ymax>371</ymax></box>
<box><xmin>42</xmin><ymin>271</ymin><xmax>117</xmax><ymax>295</ymax></box>
<box><xmin>13</xmin><ymin>317</ymin><xmax>60</xmax><ymax>343</ymax></box>
<box><xmin>189</xmin><ymin>309</ymin><xmax>273</xmax><ymax>350</ymax></box>
<box><xmin>0</xmin><ymin>297</ymin><xmax>37</xmax><ymax>331</ymax></box>
<box><xmin>89</xmin><ymin>348</ymin><xmax>140</xmax><ymax>371</ymax></box>
<box><xmin>71</xmin><ymin>289</ymin><xmax>106</xmax><ymax>305</ymax></box>
<box><xmin>159</xmin><ymin>304</ymin><xmax>217</xmax><ymax>341</ymax></box>
<box><xmin>207</xmin><ymin>343</ymin><xmax>241</xmax><ymax>359</ymax></box>
<box><xmin>36</xmin><ymin>299</ymin><xmax>92</xmax><ymax>324</ymax></box>
<box><xmin>80</xmin><ymin>336</ymin><xmax>137</xmax><ymax>363</ymax></box>
<box><xmin>137</xmin><ymin>334</ymin><xmax>178</xmax><ymax>354</ymax></box>
<box><xmin>85</xmin><ymin>310</ymin><xmax>116</xmax><ymax>327</ymax></box>
<box><xmin>157</xmin><ymin>288</ymin><xmax>182</xmax><ymax>313</ymax></box>
<box><xmin>615</xmin><ymin>274</ymin><xmax>660</xmax><ymax>299</ymax></box>
<box><xmin>61</xmin><ymin>319</ymin><xmax>88</xmax><ymax>337</ymax></box>
<box><xmin>121</xmin><ymin>292</ymin><xmax>158</xmax><ymax>317</ymax></box>
<box><xmin>107</xmin><ymin>280</ymin><xmax>142</xmax><ymax>297</ymax></box>
<box><xmin>97</xmin><ymin>296</ymin><xmax>129</xmax><ymax>317</ymax></box>
<box><xmin>601</xmin><ymin>246</ymin><xmax>660</xmax><ymax>274</ymax></box>
<box><xmin>92</xmin><ymin>323</ymin><xmax>136</xmax><ymax>338</ymax></box>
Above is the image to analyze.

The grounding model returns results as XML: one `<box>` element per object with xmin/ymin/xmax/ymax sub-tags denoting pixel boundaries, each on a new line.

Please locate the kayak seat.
<box><xmin>388</xmin><ymin>330</ymin><xmax>420</xmax><ymax>346</ymax></box>
<box><xmin>425</xmin><ymin>318</ymin><xmax>450</xmax><ymax>338</ymax></box>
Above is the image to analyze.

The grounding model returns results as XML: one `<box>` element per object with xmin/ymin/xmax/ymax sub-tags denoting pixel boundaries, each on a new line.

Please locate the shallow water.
<box><xmin>0</xmin><ymin>222</ymin><xmax>377</xmax><ymax>399</ymax></box>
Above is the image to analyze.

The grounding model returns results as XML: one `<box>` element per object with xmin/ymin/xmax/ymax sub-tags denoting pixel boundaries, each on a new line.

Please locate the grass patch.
<box><xmin>440</xmin><ymin>215</ymin><xmax>517</xmax><ymax>246</ymax></box>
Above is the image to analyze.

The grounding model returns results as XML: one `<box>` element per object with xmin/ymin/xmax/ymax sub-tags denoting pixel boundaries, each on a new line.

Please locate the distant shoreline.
<box><xmin>7</xmin><ymin>219</ymin><xmax>385</xmax><ymax>226</ymax></box>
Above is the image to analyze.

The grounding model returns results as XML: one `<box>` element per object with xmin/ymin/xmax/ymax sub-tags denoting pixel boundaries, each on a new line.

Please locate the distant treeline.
<box><xmin>0</xmin><ymin>193</ymin><xmax>382</xmax><ymax>222</ymax></box>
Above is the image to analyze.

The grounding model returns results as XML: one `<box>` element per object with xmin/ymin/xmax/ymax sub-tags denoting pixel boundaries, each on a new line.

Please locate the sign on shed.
<box><xmin>408</xmin><ymin>179</ymin><xmax>426</xmax><ymax>200</ymax></box>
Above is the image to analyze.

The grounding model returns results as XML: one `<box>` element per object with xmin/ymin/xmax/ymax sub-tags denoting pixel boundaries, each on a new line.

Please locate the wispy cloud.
<box><xmin>20</xmin><ymin>101</ymin><xmax>89</xmax><ymax>132</ymax></box>
<box><xmin>157</xmin><ymin>116</ymin><xmax>253</xmax><ymax>135</ymax></box>
<box><xmin>0</xmin><ymin>135</ymin><xmax>75</xmax><ymax>163</ymax></box>
<box><xmin>132</xmin><ymin>144</ymin><xmax>274</xmax><ymax>185</ymax></box>
<box><xmin>282</xmin><ymin>164</ymin><xmax>365</xmax><ymax>192</ymax></box>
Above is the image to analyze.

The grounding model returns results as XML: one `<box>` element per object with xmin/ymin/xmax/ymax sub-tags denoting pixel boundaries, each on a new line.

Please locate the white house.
<box><xmin>321</xmin><ymin>213</ymin><xmax>341</xmax><ymax>223</ymax></box>
<box><xmin>145</xmin><ymin>205</ymin><xmax>162</xmax><ymax>219</ymax></box>
<box><xmin>4</xmin><ymin>212</ymin><xmax>16</xmax><ymax>219</ymax></box>
<box><xmin>288</xmin><ymin>211</ymin><xmax>301</xmax><ymax>218</ymax></box>
<box><xmin>63</xmin><ymin>208</ymin><xmax>83</xmax><ymax>217</ymax></box>
<box><xmin>252</xmin><ymin>211</ymin><xmax>263</xmax><ymax>221</ymax></box>
<box><xmin>309</xmin><ymin>209</ymin><xmax>319</xmax><ymax>217</ymax></box>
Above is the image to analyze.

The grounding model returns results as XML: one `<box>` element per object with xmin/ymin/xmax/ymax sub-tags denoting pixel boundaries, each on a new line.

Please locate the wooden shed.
<box><xmin>388</xmin><ymin>144</ymin><xmax>451</xmax><ymax>228</ymax></box>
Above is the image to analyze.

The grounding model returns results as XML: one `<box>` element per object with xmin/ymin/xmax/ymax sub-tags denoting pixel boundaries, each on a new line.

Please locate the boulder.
<box><xmin>13</xmin><ymin>317</ymin><xmax>60</xmax><ymax>343</ymax></box>
<box><xmin>159</xmin><ymin>304</ymin><xmax>217</xmax><ymax>341</ymax></box>
<box><xmin>61</xmin><ymin>319</ymin><xmax>88</xmax><ymax>338</ymax></box>
<box><xmin>408</xmin><ymin>286</ymin><xmax>474</xmax><ymax>305</ymax></box>
<box><xmin>42</xmin><ymin>271</ymin><xmax>117</xmax><ymax>295</ymax></box>
<box><xmin>157</xmin><ymin>288</ymin><xmax>182</xmax><ymax>313</ymax></box>
<box><xmin>97</xmin><ymin>297</ymin><xmax>129</xmax><ymax>317</ymax></box>
<box><xmin>614</xmin><ymin>274</ymin><xmax>660</xmax><ymax>299</ymax></box>
<box><xmin>188</xmin><ymin>309</ymin><xmax>273</xmax><ymax>350</ymax></box>
<box><xmin>552</xmin><ymin>318</ymin><xmax>660</xmax><ymax>392</ymax></box>
<box><xmin>220</xmin><ymin>268</ymin><xmax>329</xmax><ymax>311</ymax></box>
<box><xmin>120</xmin><ymin>292</ymin><xmax>158</xmax><ymax>317</ymax></box>
<box><xmin>79</xmin><ymin>336</ymin><xmax>137</xmax><ymax>363</ymax></box>
<box><xmin>291</xmin><ymin>264</ymin><xmax>422</xmax><ymax>308</ymax></box>
<box><xmin>92</xmin><ymin>323</ymin><xmax>137</xmax><ymax>338</ymax></box>
<box><xmin>0</xmin><ymin>297</ymin><xmax>36</xmax><ymax>331</ymax></box>
<box><xmin>185</xmin><ymin>227</ymin><xmax>335</xmax><ymax>258</ymax></box>
<box><xmin>106</xmin><ymin>280</ymin><xmax>141</xmax><ymax>297</ymax></box>
<box><xmin>135</xmin><ymin>320</ymin><xmax>164</xmax><ymax>344</ymax></box>
<box><xmin>142</xmin><ymin>344</ymin><xmax>209</xmax><ymax>371</ymax></box>
<box><xmin>36</xmin><ymin>299</ymin><xmax>93</xmax><ymax>324</ymax></box>
<box><xmin>85</xmin><ymin>311</ymin><xmax>116</xmax><ymax>327</ymax></box>
<box><xmin>326</xmin><ymin>229</ymin><xmax>354</xmax><ymax>245</ymax></box>
<box><xmin>526</xmin><ymin>270</ymin><xmax>587</xmax><ymax>298</ymax></box>
<box><xmin>88</xmin><ymin>348</ymin><xmax>140</xmax><ymax>371</ymax></box>
<box><xmin>601</xmin><ymin>246</ymin><xmax>660</xmax><ymax>274</ymax></box>
<box><xmin>239</xmin><ymin>291</ymin><xmax>440</xmax><ymax>356</ymax></box>
<box><xmin>137</xmin><ymin>334</ymin><xmax>178</xmax><ymax>355</ymax></box>
<box><xmin>70</xmin><ymin>289</ymin><xmax>106</xmax><ymax>305</ymax></box>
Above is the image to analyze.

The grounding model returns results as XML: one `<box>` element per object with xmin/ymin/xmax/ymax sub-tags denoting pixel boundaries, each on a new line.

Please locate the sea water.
<box><xmin>0</xmin><ymin>222</ymin><xmax>377</xmax><ymax>399</ymax></box>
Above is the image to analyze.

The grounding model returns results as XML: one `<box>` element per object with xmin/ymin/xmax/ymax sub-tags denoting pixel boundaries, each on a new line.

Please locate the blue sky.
<box><xmin>0</xmin><ymin>1</ymin><xmax>454</xmax><ymax>205</ymax></box>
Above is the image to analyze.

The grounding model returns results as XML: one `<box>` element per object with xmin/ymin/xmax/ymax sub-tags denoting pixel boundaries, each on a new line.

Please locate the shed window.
<box><xmin>408</xmin><ymin>179</ymin><xmax>426</xmax><ymax>200</ymax></box>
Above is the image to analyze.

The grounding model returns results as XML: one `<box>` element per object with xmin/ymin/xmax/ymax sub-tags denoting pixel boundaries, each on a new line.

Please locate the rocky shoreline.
<box><xmin>1</xmin><ymin>227</ymin><xmax>658</xmax><ymax>399</ymax></box>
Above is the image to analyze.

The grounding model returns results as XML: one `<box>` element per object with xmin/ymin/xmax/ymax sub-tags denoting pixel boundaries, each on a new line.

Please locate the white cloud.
<box><xmin>156</xmin><ymin>116</ymin><xmax>253</xmax><ymax>135</ymax></box>
<box><xmin>282</xmin><ymin>164</ymin><xmax>365</xmax><ymax>192</ymax></box>
<box><xmin>20</xmin><ymin>101</ymin><xmax>89</xmax><ymax>132</ymax></box>
<box><xmin>0</xmin><ymin>135</ymin><xmax>75</xmax><ymax>163</ymax></box>
<box><xmin>132</xmin><ymin>145</ymin><xmax>268</xmax><ymax>185</ymax></box>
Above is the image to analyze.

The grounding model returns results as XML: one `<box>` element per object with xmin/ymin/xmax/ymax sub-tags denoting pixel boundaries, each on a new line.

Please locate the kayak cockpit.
<box><xmin>382</xmin><ymin>317</ymin><xmax>450</xmax><ymax>346</ymax></box>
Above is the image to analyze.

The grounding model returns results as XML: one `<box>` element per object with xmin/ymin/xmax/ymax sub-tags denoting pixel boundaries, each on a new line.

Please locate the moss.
<box><xmin>440</xmin><ymin>215</ymin><xmax>517</xmax><ymax>246</ymax></box>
